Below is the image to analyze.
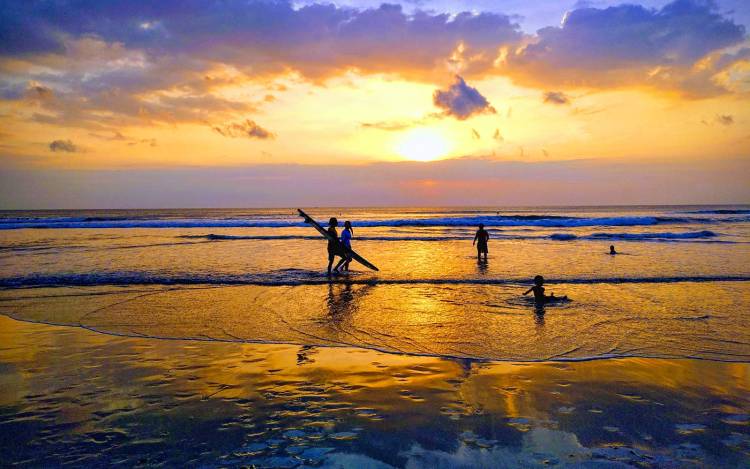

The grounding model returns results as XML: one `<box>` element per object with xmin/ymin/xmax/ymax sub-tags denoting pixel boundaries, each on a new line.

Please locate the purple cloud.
<box><xmin>505</xmin><ymin>0</ymin><xmax>747</xmax><ymax>95</ymax></box>
<box><xmin>543</xmin><ymin>91</ymin><xmax>570</xmax><ymax>105</ymax></box>
<box><xmin>433</xmin><ymin>76</ymin><xmax>496</xmax><ymax>120</ymax></box>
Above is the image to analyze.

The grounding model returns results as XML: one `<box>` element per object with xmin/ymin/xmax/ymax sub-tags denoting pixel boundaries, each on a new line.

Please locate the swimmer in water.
<box><xmin>523</xmin><ymin>275</ymin><xmax>568</xmax><ymax>304</ymax></box>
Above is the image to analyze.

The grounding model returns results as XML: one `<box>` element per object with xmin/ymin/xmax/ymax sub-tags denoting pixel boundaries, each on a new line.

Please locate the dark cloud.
<box><xmin>49</xmin><ymin>139</ymin><xmax>77</xmax><ymax>152</ymax></box>
<box><xmin>433</xmin><ymin>76</ymin><xmax>496</xmax><ymax>120</ymax></box>
<box><xmin>505</xmin><ymin>0</ymin><xmax>748</xmax><ymax>96</ymax></box>
<box><xmin>716</xmin><ymin>114</ymin><xmax>734</xmax><ymax>125</ymax></box>
<box><xmin>543</xmin><ymin>91</ymin><xmax>570</xmax><ymax>105</ymax></box>
<box><xmin>213</xmin><ymin>120</ymin><xmax>275</xmax><ymax>140</ymax></box>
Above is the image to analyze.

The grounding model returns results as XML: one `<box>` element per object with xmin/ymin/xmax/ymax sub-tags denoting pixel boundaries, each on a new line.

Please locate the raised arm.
<box><xmin>523</xmin><ymin>287</ymin><xmax>533</xmax><ymax>296</ymax></box>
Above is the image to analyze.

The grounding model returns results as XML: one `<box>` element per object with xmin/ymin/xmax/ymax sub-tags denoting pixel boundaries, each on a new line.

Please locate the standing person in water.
<box><xmin>473</xmin><ymin>223</ymin><xmax>490</xmax><ymax>262</ymax></box>
<box><xmin>326</xmin><ymin>217</ymin><xmax>343</xmax><ymax>275</ymax></box>
<box><xmin>523</xmin><ymin>275</ymin><xmax>568</xmax><ymax>304</ymax></box>
<box><xmin>334</xmin><ymin>221</ymin><xmax>354</xmax><ymax>272</ymax></box>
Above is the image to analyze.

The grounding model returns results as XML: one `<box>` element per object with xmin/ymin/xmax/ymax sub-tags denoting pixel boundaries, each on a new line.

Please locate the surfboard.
<box><xmin>297</xmin><ymin>209</ymin><xmax>379</xmax><ymax>272</ymax></box>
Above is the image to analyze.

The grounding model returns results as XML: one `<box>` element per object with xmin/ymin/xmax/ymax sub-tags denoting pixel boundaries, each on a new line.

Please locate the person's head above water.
<box><xmin>534</xmin><ymin>275</ymin><xmax>544</xmax><ymax>286</ymax></box>
<box><xmin>329</xmin><ymin>217</ymin><xmax>338</xmax><ymax>227</ymax></box>
<box><xmin>478</xmin><ymin>223</ymin><xmax>485</xmax><ymax>229</ymax></box>
<box><xmin>610</xmin><ymin>245</ymin><xmax>616</xmax><ymax>254</ymax></box>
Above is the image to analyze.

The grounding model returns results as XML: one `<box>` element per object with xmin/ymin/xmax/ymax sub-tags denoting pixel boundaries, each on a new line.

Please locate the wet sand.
<box><xmin>1</xmin><ymin>314</ymin><xmax>748</xmax><ymax>468</ymax></box>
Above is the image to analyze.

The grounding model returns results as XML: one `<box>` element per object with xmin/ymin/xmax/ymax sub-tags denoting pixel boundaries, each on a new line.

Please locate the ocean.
<box><xmin>1</xmin><ymin>205</ymin><xmax>749</xmax><ymax>467</ymax></box>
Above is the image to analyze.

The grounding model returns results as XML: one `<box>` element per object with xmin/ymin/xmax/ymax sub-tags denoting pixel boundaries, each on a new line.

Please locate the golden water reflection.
<box><xmin>0</xmin><ymin>315</ymin><xmax>748</xmax><ymax>467</ymax></box>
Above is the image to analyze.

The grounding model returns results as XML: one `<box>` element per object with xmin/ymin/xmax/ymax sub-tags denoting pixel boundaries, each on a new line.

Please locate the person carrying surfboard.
<box><xmin>334</xmin><ymin>221</ymin><xmax>354</xmax><ymax>272</ymax></box>
<box><xmin>297</xmin><ymin>209</ymin><xmax>379</xmax><ymax>272</ymax></box>
<box><xmin>326</xmin><ymin>217</ymin><xmax>344</xmax><ymax>275</ymax></box>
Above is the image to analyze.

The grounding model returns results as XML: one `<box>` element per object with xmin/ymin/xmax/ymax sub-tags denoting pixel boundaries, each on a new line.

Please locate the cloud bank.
<box><xmin>504</xmin><ymin>0</ymin><xmax>748</xmax><ymax>96</ymax></box>
<box><xmin>0</xmin><ymin>0</ymin><xmax>745</xmax><ymax>138</ymax></box>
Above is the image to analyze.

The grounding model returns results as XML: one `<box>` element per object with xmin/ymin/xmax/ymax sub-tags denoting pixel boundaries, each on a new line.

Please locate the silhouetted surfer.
<box><xmin>334</xmin><ymin>221</ymin><xmax>354</xmax><ymax>272</ymax></box>
<box><xmin>473</xmin><ymin>223</ymin><xmax>489</xmax><ymax>262</ymax></box>
<box><xmin>523</xmin><ymin>275</ymin><xmax>567</xmax><ymax>304</ymax></box>
<box><xmin>609</xmin><ymin>245</ymin><xmax>617</xmax><ymax>255</ymax></box>
<box><xmin>327</xmin><ymin>217</ymin><xmax>344</xmax><ymax>275</ymax></box>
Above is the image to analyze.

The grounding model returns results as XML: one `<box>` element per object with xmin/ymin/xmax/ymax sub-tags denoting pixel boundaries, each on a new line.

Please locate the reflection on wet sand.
<box><xmin>0</xmin><ymin>315</ymin><xmax>748</xmax><ymax>467</ymax></box>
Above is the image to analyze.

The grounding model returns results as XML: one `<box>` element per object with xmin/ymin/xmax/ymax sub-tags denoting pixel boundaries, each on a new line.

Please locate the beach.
<box><xmin>1</xmin><ymin>316</ymin><xmax>749</xmax><ymax>467</ymax></box>
<box><xmin>1</xmin><ymin>206</ymin><xmax>749</xmax><ymax>467</ymax></box>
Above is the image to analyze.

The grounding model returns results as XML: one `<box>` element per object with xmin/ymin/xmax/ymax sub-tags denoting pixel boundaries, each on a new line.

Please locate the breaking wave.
<box><xmin>178</xmin><ymin>230</ymin><xmax>723</xmax><ymax>243</ymax></box>
<box><xmin>2</xmin><ymin>271</ymin><xmax>749</xmax><ymax>288</ymax></box>
<box><xmin>1</xmin><ymin>214</ymin><xmax>749</xmax><ymax>230</ymax></box>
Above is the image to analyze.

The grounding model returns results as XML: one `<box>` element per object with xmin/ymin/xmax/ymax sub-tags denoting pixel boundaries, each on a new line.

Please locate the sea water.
<box><xmin>1</xmin><ymin>205</ymin><xmax>748</xmax><ymax>362</ymax></box>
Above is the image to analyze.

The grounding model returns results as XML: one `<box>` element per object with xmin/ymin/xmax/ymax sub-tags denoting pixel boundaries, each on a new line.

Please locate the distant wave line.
<box><xmin>2</xmin><ymin>214</ymin><xmax>749</xmax><ymax>230</ymax></box>
<box><xmin>2</xmin><ymin>272</ymin><xmax>749</xmax><ymax>289</ymax></box>
<box><xmin>179</xmin><ymin>230</ymin><xmax>724</xmax><ymax>242</ymax></box>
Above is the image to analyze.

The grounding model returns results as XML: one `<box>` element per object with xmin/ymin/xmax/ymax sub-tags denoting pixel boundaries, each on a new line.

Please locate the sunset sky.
<box><xmin>1</xmin><ymin>0</ymin><xmax>749</xmax><ymax>207</ymax></box>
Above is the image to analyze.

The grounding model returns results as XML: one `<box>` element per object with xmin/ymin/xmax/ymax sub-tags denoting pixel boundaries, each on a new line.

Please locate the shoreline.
<box><xmin>1</xmin><ymin>314</ymin><xmax>748</xmax><ymax>467</ymax></box>
<box><xmin>2</xmin><ymin>311</ymin><xmax>749</xmax><ymax>365</ymax></box>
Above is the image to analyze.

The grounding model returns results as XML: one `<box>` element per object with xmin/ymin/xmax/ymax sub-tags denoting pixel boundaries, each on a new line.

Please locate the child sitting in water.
<box><xmin>523</xmin><ymin>275</ymin><xmax>567</xmax><ymax>304</ymax></box>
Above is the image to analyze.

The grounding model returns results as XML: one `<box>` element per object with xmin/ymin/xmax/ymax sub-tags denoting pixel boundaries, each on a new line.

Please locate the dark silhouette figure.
<box><xmin>523</xmin><ymin>275</ymin><xmax>568</xmax><ymax>304</ymax></box>
<box><xmin>326</xmin><ymin>217</ymin><xmax>343</xmax><ymax>275</ymax></box>
<box><xmin>334</xmin><ymin>221</ymin><xmax>354</xmax><ymax>272</ymax></box>
<box><xmin>473</xmin><ymin>223</ymin><xmax>489</xmax><ymax>262</ymax></box>
<box><xmin>609</xmin><ymin>245</ymin><xmax>617</xmax><ymax>255</ymax></box>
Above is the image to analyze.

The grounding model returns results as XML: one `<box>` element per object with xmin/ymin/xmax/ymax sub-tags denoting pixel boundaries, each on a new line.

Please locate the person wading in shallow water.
<box><xmin>326</xmin><ymin>217</ymin><xmax>344</xmax><ymax>275</ymax></box>
<box><xmin>334</xmin><ymin>221</ymin><xmax>354</xmax><ymax>272</ymax></box>
<box><xmin>473</xmin><ymin>223</ymin><xmax>490</xmax><ymax>262</ymax></box>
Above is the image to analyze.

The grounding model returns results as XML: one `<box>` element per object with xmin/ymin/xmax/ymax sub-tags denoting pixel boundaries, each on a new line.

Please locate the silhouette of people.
<box><xmin>609</xmin><ymin>245</ymin><xmax>617</xmax><ymax>255</ymax></box>
<box><xmin>473</xmin><ymin>223</ymin><xmax>489</xmax><ymax>262</ymax></box>
<box><xmin>334</xmin><ymin>221</ymin><xmax>354</xmax><ymax>272</ymax></box>
<box><xmin>523</xmin><ymin>275</ymin><xmax>568</xmax><ymax>304</ymax></box>
<box><xmin>326</xmin><ymin>217</ymin><xmax>345</xmax><ymax>275</ymax></box>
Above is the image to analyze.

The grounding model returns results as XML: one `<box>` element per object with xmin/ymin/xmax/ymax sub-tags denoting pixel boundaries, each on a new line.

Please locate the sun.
<box><xmin>395</xmin><ymin>128</ymin><xmax>451</xmax><ymax>162</ymax></box>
